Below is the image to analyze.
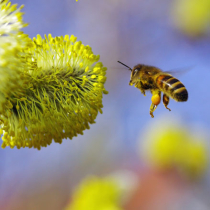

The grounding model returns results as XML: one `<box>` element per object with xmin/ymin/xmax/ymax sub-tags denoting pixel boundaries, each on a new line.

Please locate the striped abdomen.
<box><xmin>156</xmin><ymin>74</ymin><xmax>188</xmax><ymax>101</ymax></box>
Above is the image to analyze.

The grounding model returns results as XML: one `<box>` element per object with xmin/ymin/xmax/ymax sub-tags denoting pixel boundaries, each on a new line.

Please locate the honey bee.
<box><xmin>118</xmin><ymin>61</ymin><xmax>188</xmax><ymax>118</ymax></box>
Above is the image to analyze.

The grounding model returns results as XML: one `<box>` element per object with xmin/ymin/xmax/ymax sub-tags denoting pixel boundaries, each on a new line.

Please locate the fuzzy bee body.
<box><xmin>118</xmin><ymin>61</ymin><xmax>188</xmax><ymax>118</ymax></box>
<box><xmin>156</xmin><ymin>74</ymin><xmax>188</xmax><ymax>102</ymax></box>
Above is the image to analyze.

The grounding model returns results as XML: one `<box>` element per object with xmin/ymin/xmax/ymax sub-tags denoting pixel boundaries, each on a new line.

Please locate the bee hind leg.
<box><xmin>150</xmin><ymin>91</ymin><xmax>161</xmax><ymax>118</ymax></box>
<box><xmin>163</xmin><ymin>94</ymin><xmax>171</xmax><ymax>111</ymax></box>
<box><xmin>150</xmin><ymin>103</ymin><xmax>158</xmax><ymax>118</ymax></box>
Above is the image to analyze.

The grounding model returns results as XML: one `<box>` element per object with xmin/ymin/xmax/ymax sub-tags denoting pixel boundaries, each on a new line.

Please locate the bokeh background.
<box><xmin>1</xmin><ymin>0</ymin><xmax>210</xmax><ymax>209</ymax></box>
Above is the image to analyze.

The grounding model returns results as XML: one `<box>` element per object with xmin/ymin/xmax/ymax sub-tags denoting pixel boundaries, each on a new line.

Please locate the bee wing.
<box><xmin>163</xmin><ymin>65</ymin><xmax>195</xmax><ymax>76</ymax></box>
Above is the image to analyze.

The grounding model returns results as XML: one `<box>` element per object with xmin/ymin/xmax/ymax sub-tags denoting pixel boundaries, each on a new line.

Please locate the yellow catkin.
<box><xmin>0</xmin><ymin>1</ymin><xmax>108</xmax><ymax>150</ymax></box>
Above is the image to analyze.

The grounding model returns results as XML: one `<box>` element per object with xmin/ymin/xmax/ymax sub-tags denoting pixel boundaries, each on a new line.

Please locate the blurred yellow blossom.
<box><xmin>0</xmin><ymin>0</ymin><xmax>28</xmax><ymax>35</ymax></box>
<box><xmin>66</xmin><ymin>172</ymin><xmax>138</xmax><ymax>210</ymax></box>
<box><xmin>0</xmin><ymin>0</ymin><xmax>30</xmax><ymax>105</ymax></box>
<box><xmin>0</xmin><ymin>1</ymin><xmax>108</xmax><ymax>149</ymax></box>
<box><xmin>66</xmin><ymin>176</ymin><xmax>123</xmax><ymax>210</ymax></box>
<box><xmin>141</xmin><ymin>118</ymin><xmax>208</xmax><ymax>179</ymax></box>
<box><xmin>171</xmin><ymin>0</ymin><xmax>210</xmax><ymax>37</ymax></box>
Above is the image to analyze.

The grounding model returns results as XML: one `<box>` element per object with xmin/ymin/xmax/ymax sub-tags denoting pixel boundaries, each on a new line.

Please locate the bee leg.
<box><xmin>163</xmin><ymin>94</ymin><xmax>171</xmax><ymax>111</ymax></box>
<box><xmin>150</xmin><ymin>91</ymin><xmax>161</xmax><ymax>118</ymax></box>
<box><xmin>141</xmin><ymin>90</ymin><xmax>146</xmax><ymax>96</ymax></box>
<box><xmin>150</xmin><ymin>103</ymin><xmax>157</xmax><ymax>118</ymax></box>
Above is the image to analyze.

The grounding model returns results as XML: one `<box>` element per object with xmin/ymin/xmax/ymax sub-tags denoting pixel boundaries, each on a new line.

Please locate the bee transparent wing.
<box><xmin>163</xmin><ymin>65</ymin><xmax>195</xmax><ymax>76</ymax></box>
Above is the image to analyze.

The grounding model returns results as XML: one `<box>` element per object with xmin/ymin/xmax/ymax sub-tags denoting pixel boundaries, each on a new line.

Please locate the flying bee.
<box><xmin>118</xmin><ymin>61</ymin><xmax>188</xmax><ymax>118</ymax></box>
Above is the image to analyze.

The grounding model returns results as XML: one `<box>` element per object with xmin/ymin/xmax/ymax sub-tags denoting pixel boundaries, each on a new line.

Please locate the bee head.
<box><xmin>129</xmin><ymin>64</ymin><xmax>143</xmax><ymax>86</ymax></box>
<box><xmin>117</xmin><ymin>61</ymin><xmax>143</xmax><ymax>86</ymax></box>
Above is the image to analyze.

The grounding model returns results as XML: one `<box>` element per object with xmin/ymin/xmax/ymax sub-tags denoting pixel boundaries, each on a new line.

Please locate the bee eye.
<box><xmin>133</xmin><ymin>69</ymin><xmax>138</xmax><ymax>74</ymax></box>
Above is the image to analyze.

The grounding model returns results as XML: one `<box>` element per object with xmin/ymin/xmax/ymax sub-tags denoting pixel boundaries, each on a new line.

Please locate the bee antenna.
<box><xmin>118</xmin><ymin>61</ymin><xmax>132</xmax><ymax>71</ymax></box>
